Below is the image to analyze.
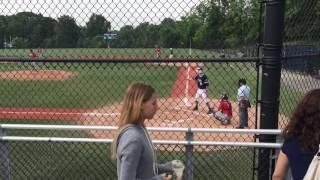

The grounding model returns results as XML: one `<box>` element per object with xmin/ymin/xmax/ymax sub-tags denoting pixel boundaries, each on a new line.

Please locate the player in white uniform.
<box><xmin>193</xmin><ymin>67</ymin><xmax>213</xmax><ymax>114</ymax></box>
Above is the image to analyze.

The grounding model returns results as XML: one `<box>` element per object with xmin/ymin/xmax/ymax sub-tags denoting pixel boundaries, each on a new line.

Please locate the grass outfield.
<box><xmin>0</xmin><ymin>48</ymin><xmax>217</xmax><ymax>58</ymax></box>
<box><xmin>205</xmin><ymin>63</ymin><xmax>258</xmax><ymax>102</ymax></box>
<box><xmin>0</xmin><ymin>63</ymin><xmax>178</xmax><ymax>108</ymax></box>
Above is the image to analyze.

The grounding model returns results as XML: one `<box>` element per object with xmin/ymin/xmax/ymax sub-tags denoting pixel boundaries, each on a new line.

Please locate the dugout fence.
<box><xmin>1</xmin><ymin>124</ymin><xmax>283</xmax><ymax>180</ymax></box>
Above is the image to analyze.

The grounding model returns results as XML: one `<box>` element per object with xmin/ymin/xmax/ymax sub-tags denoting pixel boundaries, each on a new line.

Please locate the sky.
<box><xmin>1</xmin><ymin>0</ymin><xmax>202</xmax><ymax>30</ymax></box>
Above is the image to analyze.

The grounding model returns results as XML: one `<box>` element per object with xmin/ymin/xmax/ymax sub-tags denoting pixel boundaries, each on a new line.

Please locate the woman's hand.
<box><xmin>160</xmin><ymin>173</ymin><xmax>172</xmax><ymax>180</ymax></box>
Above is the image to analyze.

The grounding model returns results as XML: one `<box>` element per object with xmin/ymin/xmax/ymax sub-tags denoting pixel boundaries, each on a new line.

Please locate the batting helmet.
<box><xmin>196</xmin><ymin>67</ymin><xmax>204</xmax><ymax>75</ymax></box>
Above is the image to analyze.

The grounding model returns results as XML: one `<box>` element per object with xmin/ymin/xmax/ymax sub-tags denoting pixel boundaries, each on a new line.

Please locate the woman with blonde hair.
<box><xmin>273</xmin><ymin>88</ymin><xmax>320</xmax><ymax>180</ymax></box>
<box><xmin>111</xmin><ymin>82</ymin><xmax>173</xmax><ymax>180</ymax></box>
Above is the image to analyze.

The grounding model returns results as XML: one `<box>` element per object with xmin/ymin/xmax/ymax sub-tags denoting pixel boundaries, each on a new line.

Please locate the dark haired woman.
<box><xmin>273</xmin><ymin>89</ymin><xmax>320</xmax><ymax>180</ymax></box>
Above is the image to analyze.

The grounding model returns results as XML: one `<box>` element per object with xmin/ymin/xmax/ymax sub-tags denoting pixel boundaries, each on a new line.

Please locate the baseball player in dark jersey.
<box><xmin>193</xmin><ymin>67</ymin><xmax>213</xmax><ymax>114</ymax></box>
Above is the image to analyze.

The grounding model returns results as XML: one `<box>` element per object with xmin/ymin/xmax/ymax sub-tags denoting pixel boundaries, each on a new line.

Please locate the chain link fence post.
<box><xmin>259</xmin><ymin>0</ymin><xmax>285</xmax><ymax>179</ymax></box>
<box><xmin>185</xmin><ymin>128</ymin><xmax>193</xmax><ymax>180</ymax></box>
<box><xmin>0</xmin><ymin>128</ymin><xmax>11</xmax><ymax>180</ymax></box>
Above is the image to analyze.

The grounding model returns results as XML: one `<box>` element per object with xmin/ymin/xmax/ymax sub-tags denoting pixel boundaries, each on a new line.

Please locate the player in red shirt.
<box><xmin>214</xmin><ymin>94</ymin><xmax>232</xmax><ymax>125</ymax></box>
<box><xmin>30</xmin><ymin>49</ymin><xmax>36</xmax><ymax>58</ymax></box>
<box><xmin>154</xmin><ymin>46</ymin><xmax>160</xmax><ymax>58</ymax></box>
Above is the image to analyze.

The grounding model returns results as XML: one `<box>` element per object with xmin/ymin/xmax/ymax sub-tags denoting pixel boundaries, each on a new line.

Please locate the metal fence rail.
<box><xmin>1</xmin><ymin>124</ymin><xmax>282</xmax><ymax>180</ymax></box>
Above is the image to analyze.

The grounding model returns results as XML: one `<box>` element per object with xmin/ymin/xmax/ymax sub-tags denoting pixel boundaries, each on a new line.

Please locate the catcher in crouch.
<box><xmin>213</xmin><ymin>94</ymin><xmax>233</xmax><ymax>125</ymax></box>
<box><xmin>192</xmin><ymin>67</ymin><xmax>213</xmax><ymax>114</ymax></box>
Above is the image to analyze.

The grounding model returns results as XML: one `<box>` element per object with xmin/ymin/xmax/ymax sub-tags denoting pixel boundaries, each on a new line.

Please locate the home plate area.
<box><xmin>80</xmin><ymin>97</ymin><xmax>256</xmax><ymax>143</ymax></box>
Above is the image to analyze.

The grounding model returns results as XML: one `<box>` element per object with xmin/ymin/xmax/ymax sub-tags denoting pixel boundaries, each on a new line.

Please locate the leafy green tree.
<box><xmin>134</xmin><ymin>22</ymin><xmax>150</xmax><ymax>47</ymax></box>
<box><xmin>194</xmin><ymin>1</ymin><xmax>225</xmax><ymax>48</ymax></box>
<box><xmin>86</xmin><ymin>14</ymin><xmax>111</xmax><ymax>38</ymax></box>
<box><xmin>114</xmin><ymin>25</ymin><xmax>135</xmax><ymax>47</ymax></box>
<box><xmin>285</xmin><ymin>0</ymin><xmax>320</xmax><ymax>43</ymax></box>
<box><xmin>55</xmin><ymin>15</ymin><xmax>80</xmax><ymax>48</ymax></box>
<box><xmin>244</xmin><ymin>0</ymin><xmax>260</xmax><ymax>45</ymax></box>
<box><xmin>0</xmin><ymin>16</ymin><xmax>8</xmax><ymax>47</ymax></box>
<box><xmin>159</xmin><ymin>18</ymin><xmax>181</xmax><ymax>47</ymax></box>
<box><xmin>12</xmin><ymin>37</ymin><xmax>30</xmax><ymax>48</ymax></box>
<box><xmin>4</xmin><ymin>12</ymin><xmax>57</xmax><ymax>48</ymax></box>
<box><xmin>177</xmin><ymin>15</ymin><xmax>202</xmax><ymax>48</ymax></box>
<box><xmin>40</xmin><ymin>17</ymin><xmax>57</xmax><ymax>47</ymax></box>
<box><xmin>219</xmin><ymin>0</ymin><xmax>244</xmax><ymax>47</ymax></box>
<box><xmin>145</xmin><ymin>24</ymin><xmax>160</xmax><ymax>48</ymax></box>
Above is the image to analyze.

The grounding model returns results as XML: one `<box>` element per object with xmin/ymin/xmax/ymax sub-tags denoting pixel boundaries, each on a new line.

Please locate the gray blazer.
<box><xmin>117</xmin><ymin>124</ymin><xmax>172</xmax><ymax>180</ymax></box>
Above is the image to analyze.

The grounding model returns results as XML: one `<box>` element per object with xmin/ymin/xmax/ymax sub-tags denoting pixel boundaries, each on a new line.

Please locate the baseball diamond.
<box><xmin>0</xmin><ymin>0</ymin><xmax>319</xmax><ymax>179</ymax></box>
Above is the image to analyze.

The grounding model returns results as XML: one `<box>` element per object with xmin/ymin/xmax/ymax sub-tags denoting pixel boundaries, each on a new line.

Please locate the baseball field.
<box><xmin>0</xmin><ymin>48</ymin><xmax>304</xmax><ymax>179</ymax></box>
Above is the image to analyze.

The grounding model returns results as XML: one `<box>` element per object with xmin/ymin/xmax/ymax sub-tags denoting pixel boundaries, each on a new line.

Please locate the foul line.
<box><xmin>0</xmin><ymin>111</ymin><xmax>120</xmax><ymax>117</ymax></box>
<box><xmin>172</xmin><ymin>106</ymin><xmax>212</xmax><ymax>118</ymax></box>
<box><xmin>84</xmin><ymin>112</ymin><xmax>120</xmax><ymax>117</ymax></box>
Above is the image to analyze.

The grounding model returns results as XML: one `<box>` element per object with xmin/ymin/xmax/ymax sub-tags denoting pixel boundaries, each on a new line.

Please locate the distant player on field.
<box><xmin>29</xmin><ymin>49</ymin><xmax>37</xmax><ymax>71</ymax></box>
<box><xmin>169</xmin><ymin>48</ymin><xmax>173</xmax><ymax>59</ymax></box>
<box><xmin>37</xmin><ymin>47</ymin><xmax>44</xmax><ymax>57</ymax></box>
<box><xmin>192</xmin><ymin>67</ymin><xmax>213</xmax><ymax>114</ymax></box>
<box><xmin>154</xmin><ymin>45</ymin><xmax>161</xmax><ymax>58</ymax></box>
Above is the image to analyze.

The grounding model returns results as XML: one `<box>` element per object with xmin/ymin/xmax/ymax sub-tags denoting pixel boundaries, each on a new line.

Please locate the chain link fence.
<box><xmin>1</xmin><ymin>142</ymin><xmax>268</xmax><ymax>180</ymax></box>
<box><xmin>1</xmin><ymin>125</ymin><xmax>280</xmax><ymax>180</ymax></box>
<box><xmin>280</xmin><ymin>0</ymin><xmax>320</xmax><ymax>128</ymax></box>
<box><xmin>0</xmin><ymin>0</ymin><xmax>319</xmax><ymax>179</ymax></box>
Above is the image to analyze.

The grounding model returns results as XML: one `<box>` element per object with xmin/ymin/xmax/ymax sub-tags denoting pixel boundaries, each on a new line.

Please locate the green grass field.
<box><xmin>0</xmin><ymin>48</ymin><xmax>217</xmax><ymax>58</ymax></box>
<box><xmin>0</xmin><ymin>62</ymin><xmax>178</xmax><ymax>108</ymax></box>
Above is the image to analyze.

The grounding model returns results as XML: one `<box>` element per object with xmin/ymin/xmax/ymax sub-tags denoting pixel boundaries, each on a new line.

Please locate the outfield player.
<box><xmin>37</xmin><ymin>47</ymin><xmax>44</xmax><ymax>57</ymax></box>
<box><xmin>154</xmin><ymin>45</ymin><xmax>161</xmax><ymax>58</ymax></box>
<box><xmin>29</xmin><ymin>49</ymin><xmax>37</xmax><ymax>71</ymax></box>
<box><xmin>192</xmin><ymin>67</ymin><xmax>213</xmax><ymax>114</ymax></box>
<box><xmin>169</xmin><ymin>48</ymin><xmax>173</xmax><ymax>59</ymax></box>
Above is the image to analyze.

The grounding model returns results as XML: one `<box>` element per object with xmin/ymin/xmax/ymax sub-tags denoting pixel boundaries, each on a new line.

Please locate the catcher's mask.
<box><xmin>221</xmin><ymin>94</ymin><xmax>228</xmax><ymax>100</ymax></box>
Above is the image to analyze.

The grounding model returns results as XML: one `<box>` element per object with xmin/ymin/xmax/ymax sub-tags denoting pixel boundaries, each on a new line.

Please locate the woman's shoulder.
<box><xmin>119</xmin><ymin>124</ymin><xmax>144</xmax><ymax>139</ymax></box>
<box><xmin>283</xmin><ymin>136</ymin><xmax>318</xmax><ymax>154</ymax></box>
<box><xmin>281</xmin><ymin>138</ymin><xmax>299</xmax><ymax>155</ymax></box>
<box><xmin>283</xmin><ymin>137</ymin><xmax>299</xmax><ymax>147</ymax></box>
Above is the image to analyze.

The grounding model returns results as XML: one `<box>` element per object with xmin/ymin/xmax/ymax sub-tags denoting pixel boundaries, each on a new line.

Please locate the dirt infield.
<box><xmin>79</xmin><ymin>96</ymin><xmax>289</xmax><ymax>152</ymax></box>
<box><xmin>0</xmin><ymin>70</ymin><xmax>75</xmax><ymax>80</ymax></box>
<box><xmin>0</xmin><ymin>96</ymin><xmax>287</xmax><ymax>149</ymax></box>
<box><xmin>79</xmin><ymin>97</ymin><xmax>259</xmax><ymax>143</ymax></box>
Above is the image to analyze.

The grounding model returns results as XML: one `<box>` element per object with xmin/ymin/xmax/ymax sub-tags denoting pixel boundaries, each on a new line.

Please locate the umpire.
<box><xmin>236</xmin><ymin>78</ymin><xmax>250</xmax><ymax>129</ymax></box>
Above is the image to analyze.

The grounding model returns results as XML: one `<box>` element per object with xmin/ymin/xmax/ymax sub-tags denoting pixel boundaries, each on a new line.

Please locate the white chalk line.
<box><xmin>0</xmin><ymin>111</ymin><xmax>120</xmax><ymax>117</ymax></box>
<box><xmin>172</xmin><ymin>106</ymin><xmax>213</xmax><ymax>118</ymax></box>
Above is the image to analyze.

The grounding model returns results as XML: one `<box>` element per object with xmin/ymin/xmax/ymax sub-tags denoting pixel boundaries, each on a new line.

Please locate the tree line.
<box><xmin>0</xmin><ymin>0</ymin><xmax>319</xmax><ymax>49</ymax></box>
